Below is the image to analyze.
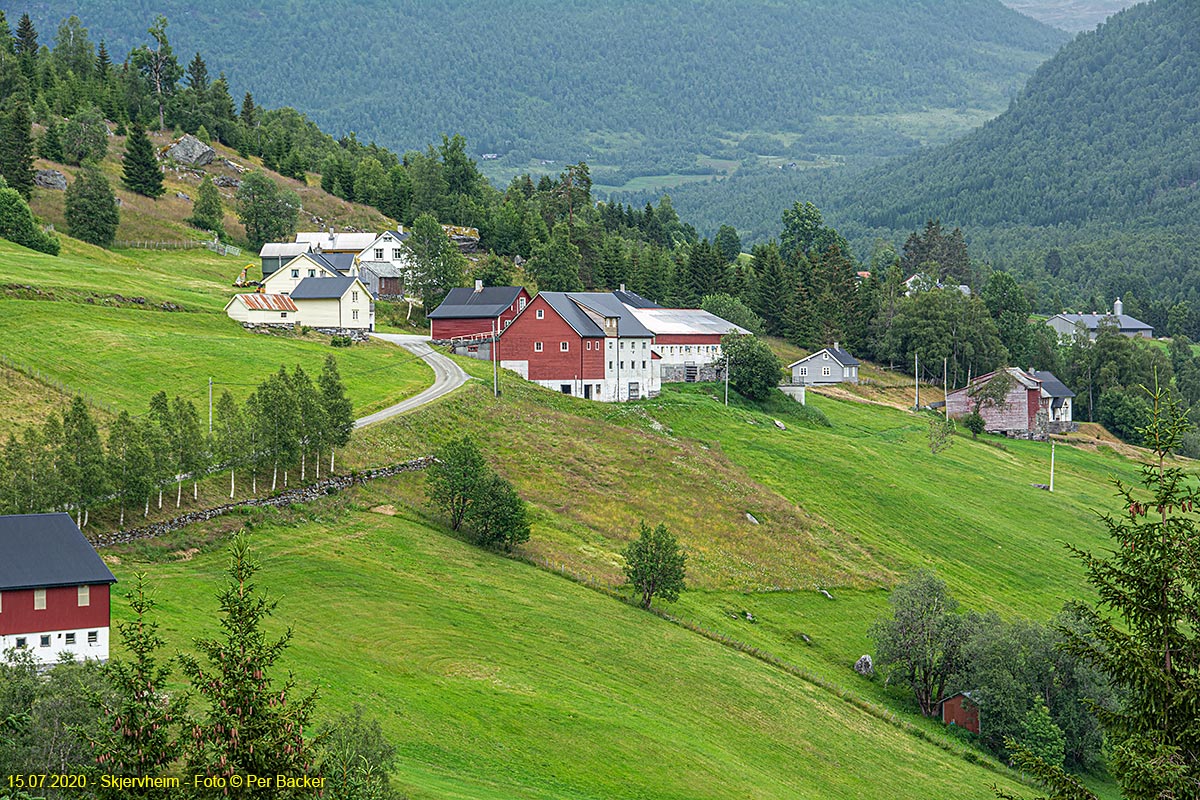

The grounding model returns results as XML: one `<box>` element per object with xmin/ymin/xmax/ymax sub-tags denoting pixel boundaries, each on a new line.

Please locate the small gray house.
<box><xmin>787</xmin><ymin>344</ymin><xmax>860</xmax><ymax>385</ymax></box>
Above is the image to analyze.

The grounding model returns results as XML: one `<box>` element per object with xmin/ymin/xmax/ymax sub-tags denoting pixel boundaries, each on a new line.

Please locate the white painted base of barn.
<box><xmin>1</xmin><ymin>625</ymin><xmax>110</xmax><ymax>665</ymax></box>
<box><xmin>779</xmin><ymin>385</ymin><xmax>807</xmax><ymax>404</ymax></box>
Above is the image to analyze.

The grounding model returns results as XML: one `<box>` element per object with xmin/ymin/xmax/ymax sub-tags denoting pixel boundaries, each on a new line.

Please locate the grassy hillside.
<box><xmin>0</xmin><ymin>239</ymin><xmax>431</xmax><ymax>435</ymax></box>
<box><xmin>104</xmin><ymin>489</ymin><xmax>1032</xmax><ymax>800</ymax></box>
<box><xmin>27</xmin><ymin>128</ymin><xmax>395</xmax><ymax>247</ymax></box>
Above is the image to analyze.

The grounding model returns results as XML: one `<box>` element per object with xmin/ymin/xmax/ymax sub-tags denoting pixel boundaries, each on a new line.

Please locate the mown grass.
<box><xmin>104</xmin><ymin>489</ymin><xmax>1030</xmax><ymax>800</ymax></box>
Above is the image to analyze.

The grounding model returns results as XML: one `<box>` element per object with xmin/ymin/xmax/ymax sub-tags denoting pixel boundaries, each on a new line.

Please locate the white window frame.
<box><xmin>308</xmin><ymin>269</ymin><xmax>316</xmax><ymax>277</ymax></box>
<box><xmin>65</xmin><ymin>632</ymin><xmax>75</xmax><ymax>645</ymax></box>
<box><xmin>375</xmin><ymin>248</ymin><xmax>384</xmax><ymax>259</ymax></box>
<box><xmin>87</xmin><ymin>631</ymin><xmax>98</xmax><ymax>646</ymax></box>
<box><xmin>536</xmin><ymin>309</ymin><xmax>544</xmax><ymax>319</ymax></box>
<box><xmin>352</xmin><ymin>291</ymin><xmax>359</xmax><ymax>302</ymax></box>
<box><xmin>799</xmin><ymin>367</ymin><xmax>808</xmax><ymax>376</ymax></box>
<box><xmin>352</xmin><ymin>309</ymin><xmax>359</xmax><ymax>321</ymax></box>
<box><xmin>822</xmin><ymin>366</ymin><xmax>831</xmax><ymax>377</ymax></box>
<box><xmin>534</xmin><ymin>342</ymin><xmax>543</xmax><ymax>352</ymax></box>
<box><xmin>40</xmin><ymin>635</ymin><xmax>50</xmax><ymax>648</ymax></box>
<box><xmin>78</xmin><ymin>585</ymin><xmax>89</xmax><ymax>607</ymax></box>
<box><xmin>393</xmin><ymin>248</ymin><xmax>402</xmax><ymax>260</ymax></box>
<box><xmin>519</xmin><ymin>297</ymin><xmax>527</xmax><ymax>310</ymax></box>
<box><xmin>291</xmin><ymin>269</ymin><xmax>300</xmax><ymax>278</ymax></box>
<box><xmin>34</xmin><ymin>588</ymin><xmax>45</xmax><ymax>610</ymax></box>
<box><xmin>560</xmin><ymin>341</ymin><xmax>569</xmax><ymax>352</ymax></box>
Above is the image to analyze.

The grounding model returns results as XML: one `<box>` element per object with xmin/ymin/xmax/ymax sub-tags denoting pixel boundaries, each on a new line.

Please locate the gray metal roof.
<box><xmin>1031</xmin><ymin>370</ymin><xmax>1075</xmax><ymax>398</ymax></box>
<box><xmin>259</xmin><ymin>242</ymin><xmax>312</xmax><ymax>258</ymax></box>
<box><xmin>428</xmin><ymin>286</ymin><xmax>526</xmax><ymax>319</ymax></box>
<box><xmin>560</xmin><ymin>292</ymin><xmax>654</xmax><ymax>337</ymax></box>
<box><xmin>626</xmin><ymin>307</ymin><xmax>749</xmax><ymax>336</ymax></box>
<box><xmin>612</xmin><ymin>289</ymin><xmax>661</xmax><ymax>309</ymax></box>
<box><xmin>787</xmin><ymin>346</ymin><xmax>860</xmax><ymax>368</ymax></box>
<box><xmin>0</xmin><ymin>513</ymin><xmax>117</xmax><ymax>590</ymax></box>
<box><xmin>314</xmin><ymin>252</ymin><xmax>358</xmax><ymax>274</ymax></box>
<box><xmin>290</xmin><ymin>276</ymin><xmax>361</xmax><ymax>300</ymax></box>
<box><xmin>1051</xmin><ymin>312</ymin><xmax>1153</xmax><ymax>332</ymax></box>
<box><xmin>360</xmin><ymin>262</ymin><xmax>403</xmax><ymax>278</ymax></box>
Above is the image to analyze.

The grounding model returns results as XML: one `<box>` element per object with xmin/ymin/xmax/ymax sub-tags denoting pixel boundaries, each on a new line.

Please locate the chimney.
<box><xmin>619</xmin><ymin>283</ymin><xmax>626</xmax><ymax>292</ymax></box>
<box><xmin>474</xmin><ymin>279</ymin><xmax>483</xmax><ymax>293</ymax></box>
<box><xmin>1113</xmin><ymin>297</ymin><xmax>1123</xmax><ymax>316</ymax></box>
<box><xmin>833</xmin><ymin>341</ymin><xmax>839</xmax><ymax>351</ymax></box>
<box><xmin>327</xmin><ymin>226</ymin><xmax>335</xmax><ymax>240</ymax></box>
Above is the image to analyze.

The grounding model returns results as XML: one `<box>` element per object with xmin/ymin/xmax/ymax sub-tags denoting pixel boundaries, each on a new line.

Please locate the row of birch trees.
<box><xmin>0</xmin><ymin>355</ymin><xmax>353</xmax><ymax>528</ymax></box>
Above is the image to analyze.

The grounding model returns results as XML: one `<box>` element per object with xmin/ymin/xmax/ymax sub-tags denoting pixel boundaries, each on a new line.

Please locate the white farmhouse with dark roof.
<box><xmin>0</xmin><ymin>513</ymin><xmax>117</xmax><ymax>664</ymax></box>
<box><xmin>1045</xmin><ymin>298</ymin><xmax>1153</xmax><ymax>340</ymax></box>
<box><xmin>288</xmin><ymin>276</ymin><xmax>374</xmax><ymax>332</ymax></box>
<box><xmin>787</xmin><ymin>344</ymin><xmax>860</xmax><ymax>385</ymax></box>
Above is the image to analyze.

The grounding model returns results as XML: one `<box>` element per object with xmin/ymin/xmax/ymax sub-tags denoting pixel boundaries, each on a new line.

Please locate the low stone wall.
<box><xmin>91</xmin><ymin>457</ymin><xmax>435</xmax><ymax>548</ymax></box>
<box><xmin>242</xmin><ymin>322</ymin><xmax>295</xmax><ymax>333</ymax></box>
<box><xmin>660</xmin><ymin>363</ymin><xmax>724</xmax><ymax>383</ymax></box>
<box><xmin>312</xmin><ymin>327</ymin><xmax>371</xmax><ymax>341</ymax></box>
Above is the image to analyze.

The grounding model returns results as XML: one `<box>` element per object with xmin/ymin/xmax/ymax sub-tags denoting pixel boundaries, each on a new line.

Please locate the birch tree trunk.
<box><xmin>230</xmin><ymin>469</ymin><xmax>236</xmax><ymax>499</ymax></box>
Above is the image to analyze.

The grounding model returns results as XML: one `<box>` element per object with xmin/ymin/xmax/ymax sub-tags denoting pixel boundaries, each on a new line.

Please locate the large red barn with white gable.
<box><xmin>0</xmin><ymin>513</ymin><xmax>117</xmax><ymax>664</ymax></box>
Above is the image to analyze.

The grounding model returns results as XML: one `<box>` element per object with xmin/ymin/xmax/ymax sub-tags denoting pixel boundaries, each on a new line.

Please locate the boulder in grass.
<box><xmin>854</xmin><ymin>654</ymin><xmax>874</xmax><ymax>677</ymax></box>
<box><xmin>165</xmin><ymin>134</ymin><xmax>215</xmax><ymax>166</ymax></box>
<box><xmin>34</xmin><ymin>169</ymin><xmax>67</xmax><ymax>190</ymax></box>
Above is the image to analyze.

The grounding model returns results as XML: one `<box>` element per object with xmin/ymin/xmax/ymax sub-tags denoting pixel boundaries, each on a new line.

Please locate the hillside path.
<box><xmin>354</xmin><ymin>333</ymin><xmax>470</xmax><ymax>427</ymax></box>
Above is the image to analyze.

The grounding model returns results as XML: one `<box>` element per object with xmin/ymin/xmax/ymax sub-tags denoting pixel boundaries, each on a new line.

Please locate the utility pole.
<box><xmin>1049</xmin><ymin>441</ymin><xmax>1056</xmax><ymax>493</ymax></box>
<box><xmin>492</xmin><ymin>320</ymin><xmax>498</xmax><ymax>397</ymax></box>
<box><xmin>914</xmin><ymin>353</ymin><xmax>919</xmax><ymax>410</ymax></box>
<box><xmin>943</xmin><ymin>357</ymin><xmax>948</xmax><ymax>418</ymax></box>
<box><xmin>724</xmin><ymin>351</ymin><xmax>730</xmax><ymax>406</ymax></box>
<box><xmin>208</xmin><ymin>377</ymin><xmax>213</xmax><ymax>433</ymax></box>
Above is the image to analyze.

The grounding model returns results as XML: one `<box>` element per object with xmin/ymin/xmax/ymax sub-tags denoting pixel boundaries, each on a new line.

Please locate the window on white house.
<box><xmin>609</xmin><ymin>361</ymin><xmax>613</xmax><ymax>370</ymax></box>
<box><xmin>375</xmin><ymin>248</ymin><xmax>384</xmax><ymax>259</ymax></box>
<box><xmin>281</xmin><ymin>312</ymin><xmax>287</xmax><ymax>318</ymax></box>
<box><xmin>352</xmin><ymin>309</ymin><xmax>359</xmax><ymax>321</ymax></box>
<box><xmin>14</xmin><ymin>637</ymin><xmax>26</xmax><ymax>649</ymax></box>
<box><xmin>40</xmin><ymin>635</ymin><xmax>49</xmax><ymax>647</ymax></box>
<box><xmin>620</xmin><ymin>361</ymin><xmax>625</xmax><ymax>370</ymax></box>
<box><xmin>535</xmin><ymin>342</ymin><xmax>543</xmax><ymax>352</ymax></box>
<box><xmin>78</xmin><ymin>585</ymin><xmax>89</xmax><ymax>607</ymax></box>
<box><xmin>561</xmin><ymin>342</ymin><xmax>569</xmax><ymax>352</ymax></box>
<box><xmin>642</xmin><ymin>361</ymin><xmax>647</xmax><ymax>369</ymax></box>
<box><xmin>536</xmin><ymin>309</ymin><xmax>544</xmax><ymax>319</ymax></box>
<box><xmin>642</xmin><ymin>342</ymin><xmax>647</xmax><ymax>350</ymax></box>
<box><xmin>65</xmin><ymin>633</ymin><xmax>75</xmax><ymax>645</ymax></box>
<box><xmin>352</xmin><ymin>291</ymin><xmax>359</xmax><ymax>302</ymax></box>
<box><xmin>822</xmin><ymin>366</ymin><xmax>831</xmax><ymax>376</ymax></box>
<box><xmin>308</xmin><ymin>269</ymin><xmax>316</xmax><ymax>277</ymax></box>
<box><xmin>88</xmin><ymin>631</ymin><xmax>98</xmax><ymax>645</ymax></box>
<box><xmin>291</xmin><ymin>269</ymin><xmax>300</xmax><ymax>278</ymax></box>
<box><xmin>34</xmin><ymin>589</ymin><xmax>45</xmax><ymax>611</ymax></box>
<box><xmin>823</xmin><ymin>352</ymin><xmax>829</xmax><ymax>360</ymax></box>
<box><xmin>393</xmin><ymin>248</ymin><xmax>402</xmax><ymax>259</ymax></box>
<box><xmin>799</xmin><ymin>367</ymin><xmax>808</xmax><ymax>376</ymax></box>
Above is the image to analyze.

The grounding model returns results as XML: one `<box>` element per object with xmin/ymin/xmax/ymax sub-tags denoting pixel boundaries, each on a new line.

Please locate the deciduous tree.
<box><xmin>622</xmin><ymin>521</ymin><xmax>686</xmax><ymax>609</ymax></box>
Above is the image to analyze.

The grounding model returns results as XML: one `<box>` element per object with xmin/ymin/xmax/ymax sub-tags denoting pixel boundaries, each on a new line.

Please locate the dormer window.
<box><xmin>823</xmin><ymin>352</ymin><xmax>829</xmax><ymax>360</ymax></box>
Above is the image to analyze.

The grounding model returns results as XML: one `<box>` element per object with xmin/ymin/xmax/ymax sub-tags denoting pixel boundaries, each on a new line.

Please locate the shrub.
<box><xmin>962</xmin><ymin>411</ymin><xmax>985</xmax><ymax>439</ymax></box>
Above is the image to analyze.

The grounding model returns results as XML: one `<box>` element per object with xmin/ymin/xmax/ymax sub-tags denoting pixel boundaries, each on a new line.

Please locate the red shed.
<box><xmin>0</xmin><ymin>513</ymin><xmax>116</xmax><ymax>664</ymax></box>
<box><xmin>940</xmin><ymin>691</ymin><xmax>980</xmax><ymax>734</ymax></box>
<box><xmin>427</xmin><ymin>283</ymin><xmax>530</xmax><ymax>341</ymax></box>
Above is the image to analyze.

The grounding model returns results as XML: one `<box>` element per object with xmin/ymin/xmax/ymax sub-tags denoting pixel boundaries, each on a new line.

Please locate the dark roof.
<box><xmin>1031</xmin><ymin>370</ymin><xmax>1075</xmax><ymax>399</ymax></box>
<box><xmin>360</xmin><ymin>262</ymin><xmax>403</xmax><ymax>278</ymax></box>
<box><xmin>290</xmin><ymin>276</ymin><xmax>360</xmax><ymax>300</ymax></box>
<box><xmin>0</xmin><ymin>513</ymin><xmax>116</xmax><ymax>591</ymax></box>
<box><xmin>313</xmin><ymin>251</ymin><xmax>357</xmax><ymax>274</ymax></box>
<box><xmin>787</xmin><ymin>346</ymin><xmax>859</xmax><ymax>368</ymax></box>
<box><xmin>537</xmin><ymin>292</ymin><xmax>655</xmax><ymax>338</ymax></box>
<box><xmin>1053</xmin><ymin>312</ymin><xmax>1153</xmax><ymax>332</ymax></box>
<box><xmin>427</xmin><ymin>286</ymin><xmax>526</xmax><ymax>319</ymax></box>
<box><xmin>612</xmin><ymin>289</ymin><xmax>661</xmax><ymax>309</ymax></box>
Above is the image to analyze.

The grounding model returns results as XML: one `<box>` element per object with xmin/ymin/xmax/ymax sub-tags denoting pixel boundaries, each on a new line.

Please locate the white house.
<box><xmin>288</xmin><ymin>276</ymin><xmax>374</xmax><ymax>331</ymax></box>
<box><xmin>1045</xmin><ymin>298</ymin><xmax>1153</xmax><ymax>340</ymax></box>
<box><xmin>260</xmin><ymin>253</ymin><xmax>350</xmax><ymax>296</ymax></box>
<box><xmin>625</xmin><ymin>305</ymin><xmax>748</xmax><ymax>382</ymax></box>
<box><xmin>223</xmin><ymin>292</ymin><xmax>298</xmax><ymax>326</ymax></box>
<box><xmin>787</xmin><ymin>344</ymin><xmax>860</xmax><ymax>385</ymax></box>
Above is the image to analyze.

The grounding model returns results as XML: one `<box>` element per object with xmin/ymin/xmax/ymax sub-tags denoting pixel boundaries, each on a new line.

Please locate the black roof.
<box><xmin>612</xmin><ymin>289</ymin><xmax>661</xmax><ymax>309</ymax></box>
<box><xmin>290</xmin><ymin>276</ymin><xmax>361</xmax><ymax>300</ymax></box>
<box><xmin>427</xmin><ymin>286</ymin><xmax>526</xmax><ymax>319</ymax></box>
<box><xmin>0</xmin><ymin>513</ymin><xmax>116</xmax><ymax>591</ymax></box>
<box><xmin>1031</xmin><ymin>370</ymin><xmax>1075</xmax><ymax>398</ymax></box>
<box><xmin>537</xmin><ymin>292</ymin><xmax>655</xmax><ymax>338</ymax></box>
<box><xmin>313</xmin><ymin>251</ymin><xmax>357</xmax><ymax>274</ymax></box>
<box><xmin>828</xmin><ymin>347</ymin><xmax>860</xmax><ymax>367</ymax></box>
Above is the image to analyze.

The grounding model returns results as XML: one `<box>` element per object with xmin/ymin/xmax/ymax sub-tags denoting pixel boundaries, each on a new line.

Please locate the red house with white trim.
<box><xmin>498</xmin><ymin>291</ymin><xmax>659</xmax><ymax>401</ymax></box>
<box><xmin>428</xmin><ymin>282</ymin><xmax>531</xmax><ymax>342</ymax></box>
<box><xmin>0</xmin><ymin>513</ymin><xmax>117</xmax><ymax>664</ymax></box>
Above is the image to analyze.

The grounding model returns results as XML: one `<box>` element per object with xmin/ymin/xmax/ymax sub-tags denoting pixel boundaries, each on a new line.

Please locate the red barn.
<box><xmin>497</xmin><ymin>291</ymin><xmax>658</xmax><ymax>401</ymax></box>
<box><xmin>945</xmin><ymin>367</ymin><xmax>1076</xmax><ymax>439</ymax></box>
<box><xmin>427</xmin><ymin>282</ymin><xmax>531</xmax><ymax>341</ymax></box>
<box><xmin>0</xmin><ymin>513</ymin><xmax>117</xmax><ymax>664</ymax></box>
<box><xmin>940</xmin><ymin>691</ymin><xmax>980</xmax><ymax>734</ymax></box>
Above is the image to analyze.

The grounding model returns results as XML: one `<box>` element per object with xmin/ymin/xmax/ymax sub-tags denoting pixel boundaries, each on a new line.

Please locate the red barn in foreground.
<box><xmin>0</xmin><ymin>513</ymin><xmax>117</xmax><ymax>664</ymax></box>
<box><xmin>940</xmin><ymin>691</ymin><xmax>980</xmax><ymax>734</ymax></box>
<box><xmin>427</xmin><ymin>283</ymin><xmax>531</xmax><ymax>341</ymax></box>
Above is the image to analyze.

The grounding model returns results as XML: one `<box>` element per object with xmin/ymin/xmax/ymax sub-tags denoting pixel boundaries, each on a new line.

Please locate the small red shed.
<box><xmin>940</xmin><ymin>691</ymin><xmax>980</xmax><ymax>734</ymax></box>
<box><xmin>427</xmin><ymin>283</ymin><xmax>531</xmax><ymax>341</ymax></box>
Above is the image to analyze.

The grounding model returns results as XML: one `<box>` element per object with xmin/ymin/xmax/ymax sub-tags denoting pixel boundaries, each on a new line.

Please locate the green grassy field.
<box><xmin>106</xmin><ymin>489</ymin><xmax>1031</xmax><ymax>800</ymax></box>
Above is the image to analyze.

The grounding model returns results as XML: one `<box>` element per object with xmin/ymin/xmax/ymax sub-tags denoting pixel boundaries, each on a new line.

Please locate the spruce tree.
<box><xmin>185</xmin><ymin>51</ymin><xmax>208</xmax><ymax>92</ymax></box>
<box><xmin>178</xmin><ymin>534</ymin><xmax>320</xmax><ymax>798</ymax></box>
<box><xmin>14</xmin><ymin>13</ymin><xmax>37</xmax><ymax>85</ymax></box>
<box><xmin>38</xmin><ymin>119</ymin><xmax>63</xmax><ymax>162</ymax></box>
<box><xmin>95</xmin><ymin>40</ymin><xmax>111</xmax><ymax>80</ymax></box>
<box><xmin>65</xmin><ymin>165</ymin><xmax>119</xmax><ymax>247</ymax></box>
<box><xmin>0</xmin><ymin>12</ymin><xmax>13</xmax><ymax>55</ymax></box>
<box><xmin>0</xmin><ymin>92</ymin><xmax>35</xmax><ymax>198</ymax></box>
<box><xmin>750</xmin><ymin>242</ymin><xmax>792</xmax><ymax>338</ymax></box>
<box><xmin>91</xmin><ymin>575</ymin><xmax>186</xmax><ymax>798</ymax></box>
<box><xmin>121</xmin><ymin>123</ymin><xmax>164</xmax><ymax>198</ymax></box>
<box><xmin>240</xmin><ymin>91</ymin><xmax>257</xmax><ymax>127</ymax></box>
<box><xmin>186</xmin><ymin>175</ymin><xmax>223</xmax><ymax>236</ymax></box>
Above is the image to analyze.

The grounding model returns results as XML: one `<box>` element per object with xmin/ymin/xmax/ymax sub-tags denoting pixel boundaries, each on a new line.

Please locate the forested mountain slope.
<box><xmin>24</xmin><ymin>0</ymin><xmax>1064</xmax><ymax>171</ymax></box>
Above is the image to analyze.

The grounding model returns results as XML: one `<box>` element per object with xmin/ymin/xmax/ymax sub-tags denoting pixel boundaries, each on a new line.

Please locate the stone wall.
<box><xmin>660</xmin><ymin>363</ymin><xmax>724</xmax><ymax>383</ymax></box>
<box><xmin>90</xmin><ymin>457</ymin><xmax>435</xmax><ymax>548</ymax></box>
<box><xmin>312</xmin><ymin>327</ymin><xmax>371</xmax><ymax>341</ymax></box>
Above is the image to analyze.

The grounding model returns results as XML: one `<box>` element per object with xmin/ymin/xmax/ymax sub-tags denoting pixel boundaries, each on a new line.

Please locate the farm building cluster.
<box><xmin>429</xmin><ymin>283</ymin><xmax>749</xmax><ymax>401</ymax></box>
